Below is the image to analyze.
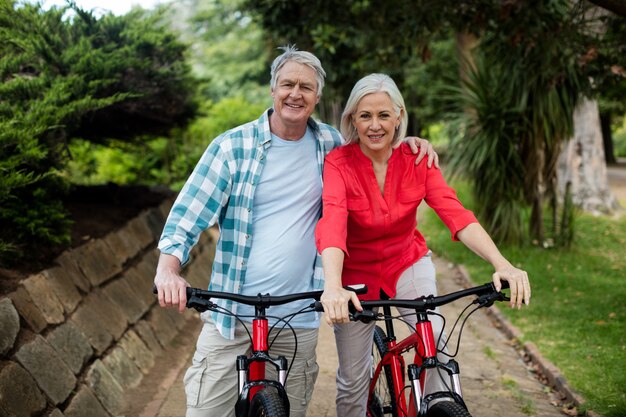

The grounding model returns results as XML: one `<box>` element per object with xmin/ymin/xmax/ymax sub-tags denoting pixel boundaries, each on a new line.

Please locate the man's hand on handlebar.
<box><xmin>320</xmin><ymin>285</ymin><xmax>363</xmax><ymax>326</ymax></box>
<box><xmin>154</xmin><ymin>253</ymin><xmax>190</xmax><ymax>313</ymax></box>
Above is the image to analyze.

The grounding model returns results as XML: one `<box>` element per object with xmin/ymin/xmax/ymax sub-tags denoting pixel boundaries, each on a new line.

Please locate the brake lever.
<box><xmin>186</xmin><ymin>295</ymin><xmax>216</xmax><ymax>313</ymax></box>
<box><xmin>474</xmin><ymin>291</ymin><xmax>509</xmax><ymax>308</ymax></box>
<box><xmin>350</xmin><ymin>309</ymin><xmax>378</xmax><ymax>323</ymax></box>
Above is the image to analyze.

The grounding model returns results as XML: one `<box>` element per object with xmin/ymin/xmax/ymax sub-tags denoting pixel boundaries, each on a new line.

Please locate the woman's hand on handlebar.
<box><xmin>154</xmin><ymin>253</ymin><xmax>190</xmax><ymax>313</ymax></box>
<box><xmin>492</xmin><ymin>264</ymin><xmax>531</xmax><ymax>309</ymax></box>
<box><xmin>320</xmin><ymin>285</ymin><xmax>363</xmax><ymax>326</ymax></box>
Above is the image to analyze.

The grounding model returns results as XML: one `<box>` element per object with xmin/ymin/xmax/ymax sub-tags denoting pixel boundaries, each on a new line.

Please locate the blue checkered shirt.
<box><xmin>158</xmin><ymin>109</ymin><xmax>344</xmax><ymax>339</ymax></box>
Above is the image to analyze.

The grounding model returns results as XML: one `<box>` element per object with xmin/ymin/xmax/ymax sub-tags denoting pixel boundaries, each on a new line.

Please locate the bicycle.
<box><xmin>346</xmin><ymin>281</ymin><xmax>511</xmax><ymax>417</ymax></box>
<box><xmin>167</xmin><ymin>284</ymin><xmax>366</xmax><ymax>417</ymax></box>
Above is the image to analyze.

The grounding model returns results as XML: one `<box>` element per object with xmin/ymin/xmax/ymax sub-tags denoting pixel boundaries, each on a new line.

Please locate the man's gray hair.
<box><xmin>340</xmin><ymin>73</ymin><xmax>408</xmax><ymax>146</ymax></box>
<box><xmin>270</xmin><ymin>45</ymin><xmax>326</xmax><ymax>97</ymax></box>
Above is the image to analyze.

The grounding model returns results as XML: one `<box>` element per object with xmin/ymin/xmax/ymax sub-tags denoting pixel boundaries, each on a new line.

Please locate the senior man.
<box><xmin>154</xmin><ymin>45</ymin><xmax>438</xmax><ymax>417</ymax></box>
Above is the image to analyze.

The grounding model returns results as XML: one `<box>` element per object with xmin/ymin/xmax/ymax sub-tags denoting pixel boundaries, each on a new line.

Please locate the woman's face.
<box><xmin>352</xmin><ymin>92</ymin><xmax>401</xmax><ymax>157</ymax></box>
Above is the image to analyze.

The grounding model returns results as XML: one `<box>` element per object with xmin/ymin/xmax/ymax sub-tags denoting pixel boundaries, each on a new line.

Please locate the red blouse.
<box><xmin>315</xmin><ymin>143</ymin><xmax>478</xmax><ymax>300</ymax></box>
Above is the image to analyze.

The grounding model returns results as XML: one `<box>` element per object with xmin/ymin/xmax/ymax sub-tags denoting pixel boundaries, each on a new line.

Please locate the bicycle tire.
<box><xmin>427</xmin><ymin>400</ymin><xmax>472</xmax><ymax>417</ymax></box>
<box><xmin>248</xmin><ymin>387</ymin><xmax>288</xmax><ymax>417</ymax></box>
<box><xmin>368</xmin><ymin>325</ymin><xmax>400</xmax><ymax>417</ymax></box>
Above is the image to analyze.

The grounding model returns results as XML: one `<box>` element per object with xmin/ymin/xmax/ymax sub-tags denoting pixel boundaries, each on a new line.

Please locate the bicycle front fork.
<box><xmin>236</xmin><ymin>353</ymin><xmax>289</xmax><ymax>395</ymax></box>
<box><xmin>408</xmin><ymin>359</ymin><xmax>464</xmax><ymax>415</ymax></box>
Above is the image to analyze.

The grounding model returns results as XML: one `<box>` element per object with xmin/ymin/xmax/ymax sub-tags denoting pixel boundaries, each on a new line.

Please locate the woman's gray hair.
<box><xmin>270</xmin><ymin>45</ymin><xmax>326</xmax><ymax>97</ymax></box>
<box><xmin>340</xmin><ymin>73</ymin><xmax>407</xmax><ymax>146</ymax></box>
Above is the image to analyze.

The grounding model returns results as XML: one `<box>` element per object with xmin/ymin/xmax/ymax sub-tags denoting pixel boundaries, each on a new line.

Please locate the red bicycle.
<box><xmin>349</xmin><ymin>281</ymin><xmax>510</xmax><ymax>417</ymax></box>
<box><xmin>177</xmin><ymin>284</ymin><xmax>366</xmax><ymax>417</ymax></box>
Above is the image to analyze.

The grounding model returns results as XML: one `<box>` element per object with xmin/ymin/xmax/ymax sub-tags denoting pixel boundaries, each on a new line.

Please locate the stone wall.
<box><xmin>0</xmin><ymin>199</ymin><xmax>216</xmax><ymax>417</ymax></box>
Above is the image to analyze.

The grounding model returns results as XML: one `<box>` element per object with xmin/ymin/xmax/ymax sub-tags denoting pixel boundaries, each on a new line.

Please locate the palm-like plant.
<box><xmin>447</xmin><ymin>0</ymin><xmax>589</xmax><ymax>245</ymax></box>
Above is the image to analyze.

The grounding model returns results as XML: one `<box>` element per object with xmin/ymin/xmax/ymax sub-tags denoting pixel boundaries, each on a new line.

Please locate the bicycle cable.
<box><xmin>266</xmin><ymin>305</ymin><xmax>319</xmax><ymax>383</ymax></box>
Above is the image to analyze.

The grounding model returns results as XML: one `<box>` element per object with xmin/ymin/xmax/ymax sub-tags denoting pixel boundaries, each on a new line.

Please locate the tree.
<box><xmin>0</xmin><ymin>0</ymin><xmax>195</xmax><ymax>263</ymax></box>
<box><xmin>244</xmin><ymin>0</ymin><xmax>625</xmax><ymax>245</ymax></box>
<box><xmin>165</xmin><ymin>0</ymin><xmax>270</xmax><ymax>103</ymax></box>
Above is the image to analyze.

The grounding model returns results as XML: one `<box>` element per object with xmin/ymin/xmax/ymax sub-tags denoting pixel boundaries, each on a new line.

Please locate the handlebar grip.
<box><xmin>152</xmin><ymin>284</ymin><xmax>157</xmax><ymax>294</ymax></box>
<box><xmin>499</xmin><ymin>280</ymin><xmax>510</xmax><ymax>290</ymax></box>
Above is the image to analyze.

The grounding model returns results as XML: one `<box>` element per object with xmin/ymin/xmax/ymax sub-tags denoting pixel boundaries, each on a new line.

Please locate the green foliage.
<box><xmin>419</xmin><ymin>179</ymin><xmax>626</xmax><ymax>417</ymax></box>
<box><xmin>0</xmin><ymin>0</ymin><xmax>195</xmax><ymax>264</ymax></box>
<box><xmin>613</xmin><ymin>116</ymin><xmax>626</xmax><ymax>157</ymax></box>
<box><xmin>165</xmin><ymin>0</ymin><xmax>269</xmax><ymax>103</ymax></box>
<box><xmin>64</xmin><ymin>96</ymin><xmax>269</xmax><ymax>191</ymax></box>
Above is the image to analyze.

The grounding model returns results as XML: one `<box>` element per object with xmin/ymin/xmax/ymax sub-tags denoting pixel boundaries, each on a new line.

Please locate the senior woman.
<box><xmin>315</xmin><ymin>73</ymin><xmax>531</xmax><ymax>416</ymax></box>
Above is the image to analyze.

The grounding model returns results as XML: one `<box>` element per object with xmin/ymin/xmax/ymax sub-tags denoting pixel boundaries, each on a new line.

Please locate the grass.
<box><xmin>419</xmin><ymin>180</ymin><xmax>626</xmax><ymax>417</ymax></box>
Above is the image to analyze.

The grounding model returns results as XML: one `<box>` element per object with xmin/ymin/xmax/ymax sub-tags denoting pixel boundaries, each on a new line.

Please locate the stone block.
<box><xmin>103</xmin><ymin>227</ymin><xmax>139</xmax><ymax>266</ymax></box>
<box><xmin>102</xmin><ymin>345</ymin><xmax>143</xmax><ymax>388</ymax></box>
<box><xmin>14</xmin><ymin>335</ymin><xmax>76</xmax><ymax>405</ymax></box>
<box><xmin>73</xmin><ymin>239</ymin><xmax>122</xmax><ymax>287</ymax></box>
<box><xmin>147</xmin><ymin>306</ymin><xmax>178</xmax><ymax>347</ymax></box>
<box><xmin>127</xmin><ymin>216</ymin><xmax>154</xmax><ymax>249</ymax></box>
<box><xmin>42</xmin><ymin>266</ymin><xmax>81</xmax><ymax>314</ymax></box>
<box><xmin>86</xmin><ymin>360</ymin><xmax>125</xmax><ymax>416</ymax></box>
<box><xmin>137</xmin><ymin>252</ymin><xmax>159</xmax><ymax>282</ymax></box>
<box><xmin>46</xmin><ymin>321</ymin><xmax>93</xmax><ymax>375</ymax></box>
<box><xmin>55</xmin><ymin>251</ymin><xmax>91</xmax><ymax>293</ymax></box>
<box><xmin>21</xmin><ymin>273</ymin><xmax>65</xmax><ymax>325</ymax></box>
<box><xmin>8</xmin><ymin>287</ymin><xmax>47</xmax><ymax>333</ymax></box>
<box><xmin>144</xmin><ymin>206</ymin><xmax>166</xmax><ymax>239</ymax></box>
<box><xmin>162</xmin><ymin>305</ymin><xmax>190</xmax><ymax>330</ymax></box>
<box><xmin>119</xmin><ymin>329</ymin><xmax>154</xmax><ymax>375</ymax></box>
<box><xmin>125</xmin><ymin>265</ymin><xmax>156</xmax><ymax>311</ymax></box>
<box><xmin>63</xmin><ymin>385</ymin><xmax>109</xmax><ymax>417</ymax></box>
<box><xmin>0</xmin><ymin>298</ymin><xmax>19</xmax><ymax>355</ymax></box>
<box><xmin>102</xmin><ymin>278</ymin><xmax>146</xmax><ymax>324</ymax></box>
<box><xmin>87</xmin><ymin>291</ymin><xmax>128</xmax><ymax>340</ymax></box>
<box><xmin>134</xmin><ymin>319</ymin><xmax>163</xmax><ymax>354</ymax></box>
<box><xmin>158</xmin><ymin>198</ymin><xmax>174</xmax><ymax>221</ymax></box>
<box><xmin>0</xmin><ymin>361</ymin><xmax>46</xmax><ymax>417</ymax></box>
<box><xmin>48</xmin><ymin>409</ymin><xmax>64</xmax><ymax>417</ymax></box>
<box><xmin>71</xmin><ymin>300</ymin><xmax>113</xmax><ymax>355</ymax></box>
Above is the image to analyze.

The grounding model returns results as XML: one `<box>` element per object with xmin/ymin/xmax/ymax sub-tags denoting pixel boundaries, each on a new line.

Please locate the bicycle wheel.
<box><xmin>248</xmin><ymin>387</ymin><xmax>288</xmax><ymax>417</ymax></box>
<box><xmin>368</xmin><ymin>325</ymin><xmax>399</xmax><ymax>417</ymax></box>
<box><xmin>427</xmin><ymin>400</ymin><xmax>472</xmax><ymax>417</ymax></box>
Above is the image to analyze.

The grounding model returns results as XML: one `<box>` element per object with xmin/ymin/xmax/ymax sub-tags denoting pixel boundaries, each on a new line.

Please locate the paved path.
<box><xmin>124</xmin><ymin>256</ymin><xmax>564</xmax><ymax>417</ymax></box>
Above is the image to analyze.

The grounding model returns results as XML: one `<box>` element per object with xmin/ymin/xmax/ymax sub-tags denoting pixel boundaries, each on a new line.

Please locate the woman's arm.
<box><xmin>456</xmin><ymin>223</ymin><xmax>531</xmax><ymax>309</ymax></box>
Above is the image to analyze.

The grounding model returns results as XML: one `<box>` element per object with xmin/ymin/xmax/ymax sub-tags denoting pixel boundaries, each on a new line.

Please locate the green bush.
<box><xmin>0</xmin><ymin>1</ymin><xmax>194</xmax><ymax>265</ymax></box>
<box><xmin>64</xmin><ymin>96</ymin><xmax>269</xmax><ymax>191</ymax></box>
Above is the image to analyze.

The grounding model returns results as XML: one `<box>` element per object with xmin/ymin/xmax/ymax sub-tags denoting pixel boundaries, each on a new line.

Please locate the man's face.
<box><xmin>271</xmin><ymin>61</ymin><xmax>320</xmax><ymax>130</ymax></box>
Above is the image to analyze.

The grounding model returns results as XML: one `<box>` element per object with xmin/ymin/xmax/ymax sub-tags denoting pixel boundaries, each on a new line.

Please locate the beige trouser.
<box><xmin>184</xmin><ymin>318</ymin><xmax>319</xmax><ymax>417</ymax></box>
<box><xmin>334</xmin><ymin>253</ymin><xmax>449</xmax><ymax>417</ymax></box>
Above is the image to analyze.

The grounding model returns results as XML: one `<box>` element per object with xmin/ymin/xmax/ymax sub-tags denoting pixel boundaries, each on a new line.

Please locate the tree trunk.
<box><xmin>318</xmin><ymin>96</ymin><xmax>342</xmax><ymax>129</ymax></box>
<box><xmin>557</xmin><ymin>98</ymin><xmax>621</xmax><ymax>214</ymax></box>
<box><xmin>455</xmin><ymin>30</ymin><xmax>478</xmax><ymax>84</ymax></box>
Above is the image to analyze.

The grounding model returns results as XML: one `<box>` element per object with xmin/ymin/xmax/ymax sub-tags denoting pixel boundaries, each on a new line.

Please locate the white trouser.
<box><xmin>334</xmin><ymin>253</ymin><xmax>449</xmax><ymax>417</ymax></box>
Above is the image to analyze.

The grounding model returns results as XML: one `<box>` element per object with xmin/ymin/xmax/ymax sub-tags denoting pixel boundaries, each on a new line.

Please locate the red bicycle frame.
<box><xmin>368</xmin><ymin>310</ymin><xmax>455</xmax><ymax>417</ymax></box>
<box><xmin>236</xmin><ymin>311</ymin><xmax>289</xmax><ymax>413</ymax></box>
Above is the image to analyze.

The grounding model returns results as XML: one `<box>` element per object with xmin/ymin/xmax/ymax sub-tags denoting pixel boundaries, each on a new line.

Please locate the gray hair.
<box><xmin>340</xmin><ymin>73</ymin><xmax>407</xmax><ymax>146</ymax></box>
<box><xmin>270</xmin><ymin>45</ymin><xmax>326</xmax><ymax>97</ymax></box>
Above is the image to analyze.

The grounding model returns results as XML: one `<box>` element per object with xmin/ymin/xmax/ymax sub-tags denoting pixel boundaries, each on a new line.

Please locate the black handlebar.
<box><xmin>153</xmin><ymin>280</ymin><xmax>509</xmax><ymax>318</ymax></box>
<box><xmin>152</xmin><ymin>283</ymin><xmax>368</xmax><ymax>312</ymax></box>
<box><xmin>311</xmin><ymin>281</ymin><xmax>510</xmax><ymax>323</ymax></box>
<box><xmin>357</xmin><ymin>281</ymin><xmax>509</xmax><ymax>311</ymax></box>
